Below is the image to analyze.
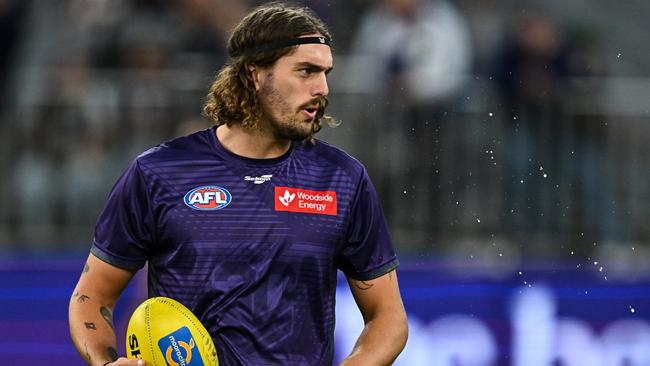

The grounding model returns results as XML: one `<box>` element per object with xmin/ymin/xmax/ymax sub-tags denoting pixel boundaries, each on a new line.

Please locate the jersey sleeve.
<box><xmin>338</xmin><ymin>168</ymin><xmax>399</xmax><ymax>280</ymax></box>
<box><xmin>91</xmin><ymin>159</ymin><xmax>154</xmax><ymax>270</ymax></box>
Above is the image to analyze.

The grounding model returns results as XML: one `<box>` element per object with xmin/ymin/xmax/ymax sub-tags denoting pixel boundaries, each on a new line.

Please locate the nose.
<box><xmin>311</xmin><ymin>72</ymin><xmax>329</xmax><ymax>97</ymax></box>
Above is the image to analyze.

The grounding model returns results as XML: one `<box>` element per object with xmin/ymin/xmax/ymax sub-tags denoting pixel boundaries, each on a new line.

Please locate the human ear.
<box><xmin>248</xmin><ymin>64</ymin><xmax>261</xmax><ymax>91</ymax></box>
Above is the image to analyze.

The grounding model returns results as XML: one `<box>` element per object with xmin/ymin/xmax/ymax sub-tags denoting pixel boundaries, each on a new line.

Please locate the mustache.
<box><xmin>299</xmin><ymin>97</ymin><xmax>329</xmax><ymax>124</ymax></box>
<box><xmin>299</xmin><ymin>97</ymin><xmax>328</xmax><ymax>111</ymax></box>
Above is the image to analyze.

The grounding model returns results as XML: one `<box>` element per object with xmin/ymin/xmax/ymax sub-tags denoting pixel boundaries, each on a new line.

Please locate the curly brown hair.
<box><xmin>203</xmin><ymin>2</ymin><xmax>336</xmax><ymax>139</ymax></box>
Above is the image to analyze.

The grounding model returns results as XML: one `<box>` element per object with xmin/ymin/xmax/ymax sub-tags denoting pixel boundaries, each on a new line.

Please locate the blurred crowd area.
<box><xmin>1</xmin><ymin>0</ymin><xmax>650</xmax><ymax>274</ymax></box>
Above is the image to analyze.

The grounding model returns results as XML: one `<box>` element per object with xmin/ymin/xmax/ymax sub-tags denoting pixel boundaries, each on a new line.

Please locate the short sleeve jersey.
<box><xmin>92</xmin><ymin>127</ymin><xmax>399</xmax><ymax>365</ymax></box>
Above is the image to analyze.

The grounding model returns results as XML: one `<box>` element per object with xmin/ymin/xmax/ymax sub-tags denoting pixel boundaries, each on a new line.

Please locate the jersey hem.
<box><xmin>343</xmin><ymin>257</ymin><xmax>400</xmax><ymax>281</ymax></box>
<box><xmin>90</xmin><ymin>242</ymin><xmax>146</xmax><ymax>271</ymax></box>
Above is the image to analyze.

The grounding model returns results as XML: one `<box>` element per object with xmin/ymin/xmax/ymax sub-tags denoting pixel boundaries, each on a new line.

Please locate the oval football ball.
<box><xmin>126</xmin><ymin>297</ymin><xmax>219</xmax><ymax>366</ymax></box>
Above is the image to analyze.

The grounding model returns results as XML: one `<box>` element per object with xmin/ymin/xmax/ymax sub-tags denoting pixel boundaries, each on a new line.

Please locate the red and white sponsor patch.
<box><xmin>274</xmin><ymin>186</ymin><xmax>337</xmax><ymax>216</ymax></box>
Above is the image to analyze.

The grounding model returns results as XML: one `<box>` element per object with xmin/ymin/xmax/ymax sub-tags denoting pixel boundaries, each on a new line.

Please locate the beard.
<box><xmin>258</xmin><ymin>77</ymin><xmax>325</xmax><ymax>141</ymax></box>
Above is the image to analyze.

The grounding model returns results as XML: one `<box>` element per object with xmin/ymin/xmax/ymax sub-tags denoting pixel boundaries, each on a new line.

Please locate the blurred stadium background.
<box><xmin>1</xmin><ymin>0</ymin><xmax>650</xmax><ymax>364</ymax></box>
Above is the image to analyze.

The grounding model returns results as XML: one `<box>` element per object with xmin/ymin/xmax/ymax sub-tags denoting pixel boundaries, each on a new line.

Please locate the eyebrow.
<box><xmin>295</xmin><ymin>61</ymin><xmax>334</xmax><ymax>74</ymax></box>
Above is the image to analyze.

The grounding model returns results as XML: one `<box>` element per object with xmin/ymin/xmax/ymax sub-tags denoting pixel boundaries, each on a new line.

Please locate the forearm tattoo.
<box><xmin>83</xmin><ymin>343</ymin><xmax>90</xmax><ymax>361</ymax></box>
<box><xmin>100</xmin><ymin>306</ymin><xmax>114</xmax><ymax>330</ymax></box>
<box><xmin>107</xmin><ymin>347</ymin><xmax>119</xmax><ymax>361</ymax></box>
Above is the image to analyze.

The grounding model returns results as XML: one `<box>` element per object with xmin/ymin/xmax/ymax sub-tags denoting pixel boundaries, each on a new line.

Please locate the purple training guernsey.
<box><xmin>91</xmin><ymin>127</ymin><xmax>399</xmax><ymax>365</ymax></box>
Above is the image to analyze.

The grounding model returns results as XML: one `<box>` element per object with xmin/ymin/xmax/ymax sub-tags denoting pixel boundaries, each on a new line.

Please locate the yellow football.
<box><xmin>126</xmin><ymin>297</ymin><xmax>218</xmax><ymax>366</ymax></box>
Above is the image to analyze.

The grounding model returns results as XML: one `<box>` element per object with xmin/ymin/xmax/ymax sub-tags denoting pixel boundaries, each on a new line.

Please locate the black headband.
<box><xmin>232</xmin><ymin>36</ymin><xmax>331</xmax><ymax>57</ymax></box>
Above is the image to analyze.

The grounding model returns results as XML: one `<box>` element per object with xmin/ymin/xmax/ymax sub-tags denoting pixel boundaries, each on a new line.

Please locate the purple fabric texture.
<box><xmin>91</xmin><ymin>127</ymin><xmax>398</xmax><ymax>365</ymax></box>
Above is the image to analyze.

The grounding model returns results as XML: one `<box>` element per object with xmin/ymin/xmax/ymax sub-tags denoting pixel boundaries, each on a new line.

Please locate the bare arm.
<box><xmin>69</xmin><ymin>253</ymin><xmax>141</xmax><ymax>366</ymax></box>
<box><xmin>340</xmin><ymin>269</ymin><xmax>408</xmax><ymax>366</ymax></box>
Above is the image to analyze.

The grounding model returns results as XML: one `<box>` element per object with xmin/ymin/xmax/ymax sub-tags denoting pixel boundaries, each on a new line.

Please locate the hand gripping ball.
<box><xmin>126</xmin><ymin>297</ymin><xmax>218</xmax><ymax>366</ymax></box>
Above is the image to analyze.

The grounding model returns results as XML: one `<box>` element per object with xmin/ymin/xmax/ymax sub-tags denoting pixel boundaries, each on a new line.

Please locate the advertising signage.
<box><xmin>334</xmin><ymin>262</ymin><xmax>650</xmax><ymax>365</ymax></box>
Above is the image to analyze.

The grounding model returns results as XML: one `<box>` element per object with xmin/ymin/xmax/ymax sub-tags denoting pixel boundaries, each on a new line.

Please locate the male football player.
<box><xmin>69</xmin><ymin>3</ymin><xmax>408</xmax><ymax>365</ymax></box>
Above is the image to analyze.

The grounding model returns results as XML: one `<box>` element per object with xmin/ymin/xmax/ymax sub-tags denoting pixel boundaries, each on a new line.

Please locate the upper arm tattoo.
<box><xmin>351</xmin><ymin>271</ymin><xmax>394</xmax><ymax>290</ymax></box>
<box><xmin>77</xmin><ymin>294</ymin><xmax>90</xmax><ymax>303</ymax></box>
<box><xmin>83</xmin><ymin>263</ymin><xmax>90</xmax><ymax>274</ymax></box>
<box><xmin>351</xmin><ymin>279</ymin><xmax>374</xmax><ymax>291</ymax></box>
<box><xmin>72</xmin><ymin>291</ymin><xmax>90</xmax><ymax>303</ymax></box>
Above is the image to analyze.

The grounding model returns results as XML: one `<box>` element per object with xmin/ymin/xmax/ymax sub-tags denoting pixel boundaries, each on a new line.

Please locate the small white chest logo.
<box><xmin>244</xmin><ymin>174</ymin><xmax>273</xmax><ymax>185</ymax></box>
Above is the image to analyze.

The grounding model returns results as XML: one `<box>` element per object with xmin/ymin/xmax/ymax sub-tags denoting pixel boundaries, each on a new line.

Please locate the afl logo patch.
<box><xmin>183</xmin><ymin>186</ymin><xmax>232</xmax><ymax>211</ymax></box>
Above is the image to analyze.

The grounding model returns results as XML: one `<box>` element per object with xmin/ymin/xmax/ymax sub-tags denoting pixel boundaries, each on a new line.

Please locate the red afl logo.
<box><xmin>183</xmin><ymin>186</ymin><xmax>232</xmax><ymax>211</ymax></box>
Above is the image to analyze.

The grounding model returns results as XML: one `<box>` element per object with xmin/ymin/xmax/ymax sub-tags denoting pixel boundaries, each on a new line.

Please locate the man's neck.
<box><xmin>216</xmin><ymin>124</ymin><xmax>292</xmax><ymax>159</ymax></box>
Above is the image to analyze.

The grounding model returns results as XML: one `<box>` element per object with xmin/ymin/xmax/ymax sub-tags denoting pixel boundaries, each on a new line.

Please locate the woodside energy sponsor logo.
<box><xmin>274</xmin><ymin>186</ymin><xmax>337</xmax><ymax>216</ymax></box>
